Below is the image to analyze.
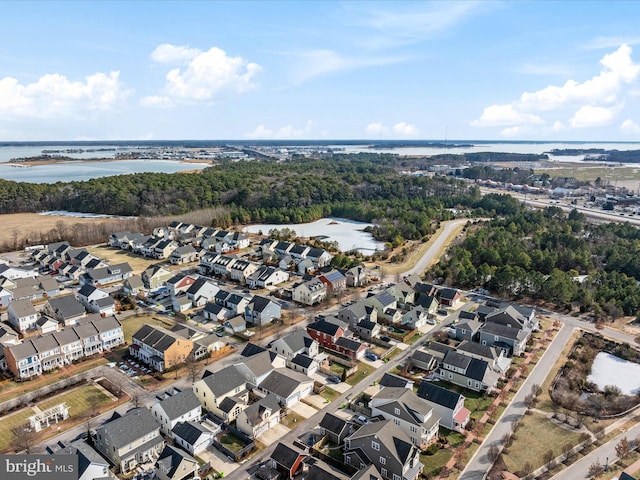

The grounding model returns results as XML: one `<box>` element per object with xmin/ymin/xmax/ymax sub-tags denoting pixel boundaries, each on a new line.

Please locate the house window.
<box><xmin>380</xmin><ymin>457</ymin><xmax>386</xmax><ymax>465</ymax></box>
<box><xmin>468</xmin><ymin>380</ymin><xmax>472</xmax><ymax>386</ymax></box>
<box><xmin>393</xmin><ymin>475</ymin><xmax>400</xmax><ymax>480</ymax></box>
<box><xmin>381</xmin><ymin>468</ymin><xmax>387</xmax><ymax>478</ymax></box>
<box><xmin>345</xmin><ymin>456</ymin><xmax>351</xmax><ymax>464</ymax></box>
<box><xmin>394</xmin><ymin>407</ymin><xmax>400</xmax><ymax>415</ymax></box>
<box><xmin>394</xmin><ymin>419</ymin><xmax>400</xmax><ymax>426</ymax></box>
<box><xmin>372</xmin><ymin>441</ymin><xmax>380</xmax><ymax>451</ymax></box>
<box><xmin>410</xmin><ymin>425</ymin><xmax>417</xmax><ymax>433</ymax></box>
<box><xmin>448</xmin><ymin>373</ymin><xmax>453</xmax><ymax>379</ymax></box>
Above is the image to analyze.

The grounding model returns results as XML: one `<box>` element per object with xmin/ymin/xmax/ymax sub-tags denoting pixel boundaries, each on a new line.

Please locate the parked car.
<box><xmin>437</xmin><ymin>309</ymin><xmax>449</xmax><ymax>315</ymax></box>
<box><xmin>365</xmin><ymin>353</ymin><xmax>378</xmax><ymax>361</ymax></box>
<box><xmin>326</xmin><ymin>375</ymin><xmax>341</xmax><ymax>384</ymax></box>
<box><xmin>352</xmin><ymin>415</ymin><xmax>368</xmax><ymax>425</ymax></box>
<box><xmin>379</xmin><ymin>335</ymin><xmax>391</xmax><ymax>342</ymax></box>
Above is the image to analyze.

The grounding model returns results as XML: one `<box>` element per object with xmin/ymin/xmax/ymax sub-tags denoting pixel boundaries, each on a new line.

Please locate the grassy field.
<box><xmin>0</xmin><ymin>355</ymin><xmax>108</xmax><ymax>403</ymax></box>
<box><xmin>502</xmin><ymin>412</ymin><xmax>583</xmax><ymax>475</ymax></box>
<box><xmin>0</xmin><ymin>409</ymin><xmax>34</xmax><ymax>452</ymax></box>
<box><xmin>421</xmin><ymin>449</ymin><xmax>454</xmax><ymax>478</ymax></box>
<box><xmin>87</xmin><ymin>245</ymin><xmax>173</xmax><ymax>275</ymax></box>
<box><xmin>346</xmin><ymin>363</ymin><xmax>373</xmax><ymax>386</ymax></box>
<box><xmin>119</xmin><ymin>313</ymin><xmax>177</xmax><ymax>344</ymax></box>
<box><xmin>535</xmin><ymin>165</ymin><xmax>640</xmax><ymax>184</ymax></box>
<box><xmin>38</xmin><ymin>384</ymin><xmax>112</xmax><ymax>414</ymax></box>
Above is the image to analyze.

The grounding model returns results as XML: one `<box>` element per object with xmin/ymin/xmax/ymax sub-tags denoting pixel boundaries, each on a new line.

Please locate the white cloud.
<box><xmin>365</xmin><ymin>121</ymin><xmax>419</xmax><ymax>138</ymax></box>
<box><xmin>143</xmin><ymin>44</ymin><xmax>261</xmax><ymax>106</ymax></box>
<box><xmin>291</xmin><ymin>49</ymin><xmax>408</xmax><ymax>84</ymax></box>
<box><xmin>472</xmin><ymin>44</ymin><xmax>640</xmax><ymax>133</ymax></box>
<box><xmin>150</xmin><ymin>44</ymin><xmax>200</xmax><ymax>63</ymax></box>
<box><xmin>500</xmin><ymin>126</ymin><xmax>525</xmax><ymax>138</ymax></box>
<box><xmin>621</xmin><ymin>118</ymin><xmax>640</xmax><ymax>134</ymax></box>
<box><xmin>246</xmin><ymin>120</ymin><xmax>314</xmax><ymax>139</ymax></box>
<box><xmin>570</xmin><ymin>105</ymin><xmax>616</xmax><ymax>128</ymax></box>
<box><xmin>392</xmin><ymin>122</ymin><xmax>419</xmax><ymax>136</ymax></box>
<box><xmin>0</xmin><ymin>71</ymin><xmax>127</xmax><ymax>118</ymax></box>
<box><xmin>471</xmin><ymin>104</ymin><xmax>544</xmax><ymax>127</ymax></box>
<box><xmin>585</xmin><ymin>36</ymin><xmax>640</xmax><ymax>50</ymax></box>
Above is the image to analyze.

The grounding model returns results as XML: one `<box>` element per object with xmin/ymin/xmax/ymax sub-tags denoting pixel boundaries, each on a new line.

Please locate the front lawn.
<box><xmin>421</xmin><ymin>448</ymin><xmax>454</xmax><ymax>478</ymax></box>
<box><xmin>434</xmin><ymin>381</ymin><xmax>495</xmax><ymax>420</ymax></box>
<box><xmin>346</xmin><ymin>363</ymin><xmax>373</xmax><ymax>386</ymax></box>
<box><xmin>220</xmin><ymin>433</ymin><xmax>245</xmax><ymax>454</ymax></box>
<box><xmin>38</xmin><ymin>384</ymin><xmax>111</xmax><ymax>414</ymax></box>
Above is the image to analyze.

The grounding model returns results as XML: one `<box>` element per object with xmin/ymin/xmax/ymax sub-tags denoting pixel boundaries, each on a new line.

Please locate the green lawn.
<box><xmin>421</xmin><ymin>449</ymin><xmax>454</xmax><ymax>478</ymax></box>
<box><xmin>120</xmin><ymin>314</ymin><xmax>176</xmax><ymax>344</ymax></box>
<box><xmin>440</xmin><ymin>428</ymin><xmax>466</xmax><ymax>448</ymax></box>
<box><xmin>220</xmin><ymin>433</ymin><xmax>245</xmax><ymax>453</ymax></box>
<box><xmin>434</xmin><ymin>381</ymin><xmax>495</xmax><ymax>420</ymax></box>
<box><xmin>405</xmin><ymin>333</ymin><xmax>422</xmax><ymax>345</ymax></box>
<box><xmin>0</xmin><ymin>409</ymin><xmax>34</xmax><ymax>453</ymax></box>
<box><xmin>346</xmin><ymin>363</ymin><xmax>373</xmax><ymax>386</ymax></box>
<box><xmin>38</xmin><ymin>384</ymin><xmax>111</xmax><ymax>415</ymax></box>
<box><xmin>502</xmin><ymin>412</ymin><xmax>583</xmax><ymax>475</ymax></box>
<box><xmin>322</xmin><ymin>387</ymin><xmax>340</xmax><ymax>403</ymax></box>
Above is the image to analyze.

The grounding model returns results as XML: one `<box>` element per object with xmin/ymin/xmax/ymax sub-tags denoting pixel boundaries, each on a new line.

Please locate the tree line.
<box><xmin>430</xmin><ymin>205</ymin><xmax>640</xmax><ymax>320</ymax></box>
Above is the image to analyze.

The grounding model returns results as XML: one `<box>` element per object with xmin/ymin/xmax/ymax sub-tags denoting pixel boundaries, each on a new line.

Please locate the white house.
<box><xmin>151</xmin><ymin>388</ymin><xmax>202</xmax><ymax>438</ymax></box>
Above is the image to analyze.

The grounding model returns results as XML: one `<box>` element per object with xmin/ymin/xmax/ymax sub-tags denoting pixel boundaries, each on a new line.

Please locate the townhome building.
<box><xmin>94</xmin><ymin>408</ymin><xmax>164</xmax><ymax>474</ymax></box>
<box><xmin>130</xmin><ymin>325</ymin><xmax>194</xmax><ymax>372</ymax></box>
<box><xmin>151</xmin><ymin>388</ymin><xmax>202</xmax><ymax>437</ymax></box>
<box><xmin>416</xmin><ymin>382</ymin><xmax>470</xmax><ymax>432</ymax></box>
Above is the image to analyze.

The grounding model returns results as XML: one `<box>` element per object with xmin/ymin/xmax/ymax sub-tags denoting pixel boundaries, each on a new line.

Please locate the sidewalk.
<box><xmin>437</xmin><ymin>328</ymin><xmax>557</xmax><ymax>479</ymax></box>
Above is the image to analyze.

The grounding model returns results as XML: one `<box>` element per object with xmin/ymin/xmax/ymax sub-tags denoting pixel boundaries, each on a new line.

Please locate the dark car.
<box><xmin>379</xmin><ymin>335</ymin><xmax>391</xmax><ymax>342</ymax></box>
<box><xmin>365</xmin><ymin>353</ymin><xmax>378</xmax><ymax>361</ymax></box>
<box><xmin>326</xmin><ymin>375</ymin><xmax>341</xmax><ymax>384</ymax></box>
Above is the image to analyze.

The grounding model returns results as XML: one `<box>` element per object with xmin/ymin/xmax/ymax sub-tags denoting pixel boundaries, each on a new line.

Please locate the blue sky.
<box><xmin>1</xmin><ymin>1</ymin><xmax>640</xmax><ymax>141</ymax></box>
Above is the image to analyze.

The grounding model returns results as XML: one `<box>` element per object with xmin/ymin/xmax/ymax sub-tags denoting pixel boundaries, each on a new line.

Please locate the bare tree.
<box><xmin>11</xmin><ymin>425</ymin><xmax>36</xmax><ymax>454</ymax></box>
<box><xmin>501</xmin><ymin>432</ymin><xmax>513</xmax><ymax>449</ymax></box>
<box><xmin>615</xmin><ymin>436</ymin><xmax>630</xmax><ymax>460</ymax></box>
<box><xmin>131</xmin><ymin>393</ymin><xmax>142</xmax><ymax>408</ymax></box>
<box><xmin>543</xmin><ymin>449</ymin><xmax>555</xmax><ymax>466</ymax></box>
<box><xmin>487</xmin><ymin>444</ymin><xmax>500</xmax><ymax>463</ymax></box>
<box><xmin>522</xmin><ymin>461</ymin><xmax>534</xmax><ymax>476</ymax></box>
<box><xmin>562</xmin><ymin>442</ymin><xmax>575</xmax><ymax>462</ymax></box>
<box><xmin>186</xmin><ymin>353</ymin><xmax>201</xmax><ymax>384</ymax></box>
<box><xmin>587</xmin><ymin>460</ymin><xmax>604</xmax><ymax>478</ymax></box>
<box><xmin>530</xmin><ymin>383</ymin><xmax>542</xmax><ymax>397</ymax></box>
<box><xmin>454</xmin><ymin>445</ymin><xmax>468</xmax><ymax>470</ymax></box>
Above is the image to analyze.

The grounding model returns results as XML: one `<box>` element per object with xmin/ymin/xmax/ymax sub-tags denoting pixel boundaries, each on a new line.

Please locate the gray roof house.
<box><xmin>439</xmin><ymin>350</ymin><xmax>500</xmax><ymax>392</ymax></box>
<box><xmin>270</xmin><ymin>330</ymin><xmax>319</xmax><ymax>360</ymax></box>
<box><xmin>417</xmin><ymin>382</ymin><xmax>470</xmax><ymax>432</ymax></box>
<box><xmin>57</xmin><ymin>438</ymin><xmax>112</xmax><ymax>480</ymax></box>
<box><xmin>319</xmin><ymin>412</ymin><xmax>352</xmax><ymax>445</ymax></box>
<box><xmin>155</xmin><ymin>444</ymin><xmax>199</xmax><ymax>480</ymax></box>
<box><xmin>94</xmin><ymin>408</ymin><xmax>164</xmax><ymax>474</ymax></box>
<box><xmin>151</xmin><ymin>388</ymin><xmax>202</xmax><ymax>437</ymax></box>
<box><xmin>45</xmin><ymin>295</ymin><xmax>87</xmax><ymax>326</ymax></box>
<box><xmin>7</xmin><ymin>298</ymin><xmax>38</xmax><ymax>332</ymax></box>
<box><xmin>172</xmin><ymin>421</ymin><xmax>215</xmax><ymax>456</ymax></box>
<box><xmin>256</xmin><ymin>368</ymin><xmax>314</xmax><ymax>407</ymax></box>
<box><xmin>245</xmin><ymin>295</ymin><xmax>281</xmax><ymax>326</ymax></box>
<box><xmin>344</xmin><ymin>420</ymin><xmax>423</xmax><ymax>480</ymax></box>
<box><xmin>478</xmin><ymin>322</ymin><xmax>529</xmax><ymax>357</ymax></box>
<box><xmin>237</xmin><ymin>393</ymin><xmax>281</xmax><ymax>438</ymax></box>
<box><xmin>193</xmin><ymin>365</ymin><xmax>248</xmax><ymax>421</ymax></box>
<box><xmin>370</xmin><ymin>387</ymin><xmax>440</xmax><ymax>449</ymax></box>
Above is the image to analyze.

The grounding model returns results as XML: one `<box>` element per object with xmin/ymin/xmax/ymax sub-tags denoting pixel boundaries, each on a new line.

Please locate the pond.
<box><xmin>586</xmin><ymin>352</ymin><xmax>640</xmax><ymax>395</ymax></box>
<box><xmin>242</xmin><ymin>217</ymin><xmax>386</xmax><ymax>254</ymax></box>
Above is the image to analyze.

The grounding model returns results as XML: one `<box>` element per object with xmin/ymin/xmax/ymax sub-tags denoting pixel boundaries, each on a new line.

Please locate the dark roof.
<box><xmin>249</xmin><ymin>295</ymin><xmax>273</xmax><ymax>313</ymax></box>
<box><xmin>319</xmin><ymin>412</ymin><xmax>349</xmax><ymax>436</ymax></box>
<box><xmin>291</xmin><ymin>353</ymin><xmax>314</xmax><ymax>368</ymax></box>
<box><xmin>457</xmin><ymin>340</ymin><xmax>498</xmax><ymax>360</ymax></box>
<box><xmin>156</xmin><ymin>445</ymin><xmax>197</xmax><ymax>479</ymax></box>
<box><xmin>379</xmin><ymin>373</ymin><xmax>412</xmax><ymax>388</ymax></box>
<box><xmin>171</xmin><ymin>421</ymin><xmax>211</xmax><ymax>445</ymax></box>
<box><xmin>271</xmin><ymin>442</ymin><xmax>305</xmax><ymax>470</ymax></box>
<box><xmin>307</xmin><ymin>319</ymin><xmax>342</xmax><ymax>336</ymax></box>
<box><xmin>156</xmin><ymin>389</ymin><xmax>201</xmax><ymax>421</ymax></box>
<box><xmin>48</xmin><ymin>295</ymin><xmax>86</xmax><ymax>319</ymax></box>
<box><xmin>480</xmin><ymin>322</ymin><xmax>527</xmax><ymax>341</ymax></box>
<box><xmin>443</xmin><ymin>350</ymin><xmax>472</xmax><ymax>371</ymax></box>
<box><xmin>417</xmin><ymin>382</ymin><xmax>463</xmax><ymax>410</ymax></box>
<box><xmin>439</xmin><ymin>288</ymin><xmax>459</xmax><ymax>300</ymax></box>
<box><xmin>97</xmin><ymin>408</ymin><xmax>159</xmax><ymax>449</ymax></box>
<box><xmin>241</xmin><ymin>342</ymin><xmax>267</xmax><ymax>357</ymax></box>
<box><xmin>458</xmin><ymin>310</ymin><xmax>478</xmax><ymax>321</ymax></box>
<box><xmin>259</xmin><ymin>368</ymin><xmax>312</xmax><ymax>398</ymax></box>
<box><xmin>335</xmin><ymin>336</ymin><xmax>364</xmax><ymax>352</ymax></box>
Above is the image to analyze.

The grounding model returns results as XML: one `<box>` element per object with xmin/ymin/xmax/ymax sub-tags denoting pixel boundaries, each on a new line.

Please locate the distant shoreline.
<box><xmin>7</xmin><ymin>156</ymin><xmax>212</xmax><ymax>167</ymax></box>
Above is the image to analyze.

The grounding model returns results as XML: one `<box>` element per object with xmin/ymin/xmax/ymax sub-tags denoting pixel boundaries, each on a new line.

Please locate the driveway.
<box><xmin>304</xmin><ymin>393</ymin><xmax>332</xmax><ymax>410</ymax></box>
<box><xmin>257</xmin><ymin>423</ymin><xmax>290</xmax><ymax>447</ymax></box>
<box><xmin>198</xmin><ymin>446</ymin><xmax>239</xmax><ymax>476</ymax></box>
<box><xmin>289</xmin><ymin>401</ymin><xmax>318</xmax><ymax>418</ymax></box>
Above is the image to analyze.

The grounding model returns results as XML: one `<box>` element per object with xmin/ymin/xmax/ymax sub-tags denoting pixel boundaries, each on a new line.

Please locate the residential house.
<box><xmin>344</xmin><ymin>420</ymin><xmax>423</xmax><ymax>480</ymax></box>
<box><xmin>91</xmin><ymin>314</ymin><xmax>125</xmax><ymax>351</ymax></box>
<box><xmin>288</xmin><ymin>353</ymin><xmax>319</xmax><ymax>376</ymax></box>
<box><xmin>306</xmin><ymin>248</ymin><xmax>332</xmax><ymax>268</ymax></box>
<box><xmin>73</xmin><ymin>321</ymin><xmax>102</xmax><ymax>357</ymax></box>
<box><xmin>53</xmin><ymin>328</ymin><xmax>84</xmax><ymax>365</ymax></box>
<box><xmin>36</xmin><ymin>315</ymin><xmax>59</xmax><ymax>334</ymax></box>
<box><xmin>193</xmin><ymin>365</ymin><xmax>248</xmax><ymax>421</ymax></box>
<box><xmin>439</xmin><ymin>288</ymin><xmax>460</xmax><ymax>307</ymax></box>
<box><xmin>227</xmin><ymin>232</ymin><xmax>250</xmax><ymax>249</ymax></box>
<box><xmin>354</xmin><ymin>318</ymin><xmax>381</xmax><ymax>341</ymax></box>
<box><xmin>7</xmin><ymin>299</ymin><xmax>38</xmax><ymax>332</ymax></box>
<box><xmin>401</xmin><ymin>307</ymin><xmax>429</xmax><ymax>329</ymax></box>
<box><xmin>334</xmin><ymin>337</ymin><xmax>366</xmax><ymax>360</ymax></box>
<box><xmin>94</xmin><ymin>408</ymin><xmax>164</xmax><ymax>474</ymax></box>
<box><xmin>439</xmin><ymin>350</ymin><xmax>500</xmax><ymax>392</ymax></box>
<box><xmin>270</xmin><ymin>330</ymin><xmax>319</xmax><ymax>360</ymax></box>
<box><xmin>409</xmin><ymin>350</ymin><xmax>437</xmax><ymax>372</ymax></box>
<box><xmin>45</xmin><ymin>295</ymin><xmax>87</xmax><ymax>326</ymax></box>
<box><xmin>270</xmin><ymin>442</ymin><xmax>307</xmax><ymax>480</ymax></box>
<box><xmin>319</xmin><ymin>270</ymin><xmax>347</xmax><ymax>296</ymax></box>
<box><xmin>370</xmin><ymin>387</ymin><xmax>440</xmax><ymax>449</ymax></box>
<box><xmin>169</xmin><ymin>245</ymin><xmax>199</xmax><ymax>265</ymax></box>
<box><xmin>237</xmin><ymin>393</ymin><xmax>281</xmax><ymax>438</ymax></box>
<box><xmin>293</xmin><ymin>278</ymin><xmax>327</xmax><ymax>306</ymax></box>
<box><xmin>39</xmin><ymin>276</ymin><xmax>60</xmax><ymax>298</ymax></box>
<box><xmin>247</xmin><ymin>266</ymin><xmax>289</xmax><ymax>289</ymax></box>
<box><xmin>256</xmin><ymin>368</ymin><xmax>314</xmax><ymax>407</ymax></box>
<box><xmin>152</xmin><ymin>239</ymin><xmax>179</xmax><ymax>260</ymax></box>
<box><xmin>202</xmin><ymin>303</ymin><xmax>232</xmax><ymax>322</ymax></box>
<box><xmin>414</xmin><ymin>295</ymin><xmax>439</xmax><ymax>318</ymax></box>
<box><xmin>417</xmin><ymin>382</ymin><xmax>470</xmax><ymax>432</ymax></box>
<box><xmin>224</xmin><ymin>316</ymin><xmax>246</xmax><ymax>334</ymax></box>
<box><xmin>319</xmin><ymin>412</ymin><xmax>352</xmax><ymax>445</ymax></box>
<box><xmin>0</xmin><ymin>287</ymin><xmax>13</xmax><ymax>308</ymax></box>
<box><xmin>454</xmin><ymin>318</ymin><xmax>482</xmax><ymax>342</ymax></box>
<box><xmin>80</xmin><ymin>263</ymin><xmax>133</xmax><ymax>286</ymax></box>
<box><xmin>166</xmin><ymin>274</ymin><xmax>197</xmax><ymax>298</ymax></box>
<box><xmin>388</xmin><ymin>282</ymin><xmax>415</xmax><ymax>309</ymax></box>
<box><xmin>364</xmin><ymin>291</ymin><xmax>398</xmax><ymax>317</ymax></box>
<box><xmin>245</xmin><ymin>295</ymin><xmax>282</xmax><ymax>326</ymax></box>
<box><xmin>172</xmin><ymin>293</ymin><xmax>193</xmax><ymax>313</ymax></box>
<box><xmin>142</xmin><ymin>265</ymin><xmax>173</xmax><ymax>290</ymax></box>
<box><xmin>57</xmin><ymin>438</ymin><xmax>111</xmax><ymax>480</ymax></box>
<box><xmin>306</xmin><ymin>318</ymin><xmax>345</xmax><ymax>349</ymax></box>
<box><xmin>186</xmin><ymin>278</ymin><xmax>219</xmax><ymax>308</ymax></box>
<box><xmin>155</xmin><ymin>445</ymin><xmax>199</xmax><ymax>480</ymax></box>
<box><xmin>77</xmin><ymin>284</ymin><xmax>115</xmax><ymax>315</ymax></box>
<box><xmin>172</xmin><ymin>421</ymin><xmax>215</xmax><ymax>456</ymax></box>
<box><xmin>456</xmin><ymin>341</ymin><xmax>510</xmax><ymax>374</ymax></box>
<box><xmin>477</xmin><ymin>322</ymin><xmax>529</xmax><ymax>357</ymax></box>
<box><xmin>345</xmin><ymin>266</ymin><xmax>367</xmax><ymax>288</ymax></box>
<box><xmin>151</xmin><ymin>388</ymin><xmax>202</xmax><ymax>437</ymax></box>
<box><xmin>130</xmin><ymin>325</ymin><xmax>195</xmax><ymax>372</ymax></box>
<box><xmin>379</xmin><ymin>373</ymin><xmax>414</xmax><ymax>389</ymax></box>
<box><xmin>337</xmin><ymin>301</ymin><xmax>377</xmax><ymax>327</ymax></box>
<box><xmin>123</xmin><ymin>276</ymin><xmax>145</xmax><ymax>295</ymax></box>
<box><xmin>235</xmin><ymin>350</ymin><xmax>285</xmax><ymax>387</ymax></box>
<box><xmin>485</xmin><ymin>304</ymin><xmax>537</xmax><ymax>331</ymax></box>
<box><xmin>4</xmin><ymin>341</ymin><xmax>41</xmax><ymax>379</ymax></box>
<box><xmin>229</xmin><ymin>259</ymin><xmax>259</xmax><ymax>284</ymax></box>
